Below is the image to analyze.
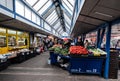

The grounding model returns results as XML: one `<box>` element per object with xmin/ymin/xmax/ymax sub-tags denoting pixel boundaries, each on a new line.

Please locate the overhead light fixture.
<box><xmin>95</xmin><ymin>12</ymin><xmax>113</xmax><ymax>18</ymax></box>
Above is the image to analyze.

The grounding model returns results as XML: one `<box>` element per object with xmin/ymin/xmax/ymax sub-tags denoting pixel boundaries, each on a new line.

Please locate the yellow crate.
<box><xmin>0</xmin><ymin>47</ymin><xmax>8</xmax><ymax>54</ymax></box>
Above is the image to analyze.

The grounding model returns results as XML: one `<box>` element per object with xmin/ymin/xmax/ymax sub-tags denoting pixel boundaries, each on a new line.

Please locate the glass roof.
<box><xmin>24</xmin><ymin>0</ymin><xmax>83</xmax><ymax>36</ymax></box>
<box><xmin>61</xmin><ymin>0</ymin><xmax>73</xmax><ymax>15</ymax></box>
<box><xmin>64</xmin><ymin>13</ymin><xmax>71</xmax><ymax>25</ymax></box>
<box><xmin>33</xmin><ymin>0</ymin><xmax>48</xmax><ymax>11</ymax></box>
<box><xmin>54</xmin><ymin>21</ymin><xmax>61</xmax><ymax>30</ymax></box>
<box><xmin>25</xmin><ymin>0</ymin><xmax>38</xmax><ymax>6</ymax></box>
<box><xmin>65</xmin><ymin>23</ymin><xmax>70</xmax><ymax>30</ymax></box>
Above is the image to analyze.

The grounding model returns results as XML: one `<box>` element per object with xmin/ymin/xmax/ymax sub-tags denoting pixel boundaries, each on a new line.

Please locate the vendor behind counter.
<box><xmin>63</xmin><ymin>39</ymin><xmax>71</xmax><ymax>49</ymax></box>
<box><xmin>75</xmin><ymin>38</ymin><xmax>84</xmax><ymax>47</ymax></box>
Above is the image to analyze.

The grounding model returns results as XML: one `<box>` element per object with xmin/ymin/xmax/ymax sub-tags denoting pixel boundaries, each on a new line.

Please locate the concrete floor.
<box><xmin>0</xmin><ymin>52</ymin><xmax>119</xmax><ymax>81</ymax></box>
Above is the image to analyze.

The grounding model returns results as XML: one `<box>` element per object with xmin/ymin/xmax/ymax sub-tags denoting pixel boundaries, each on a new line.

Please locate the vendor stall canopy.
<box><xmin>23</xmin><ymin>0</ymin><xmax>85</xmax><ymax>37</ymax></box>
<box><xmin>71</xmin><ymin>0</ymin><xmax>120</xmax><ymax>37</ymax></box>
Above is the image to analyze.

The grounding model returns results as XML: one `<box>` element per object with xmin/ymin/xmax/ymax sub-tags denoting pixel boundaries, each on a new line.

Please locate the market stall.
<box><xmin>30</xmin><ymin>33</ymin><xmax>46</xmax><ymax>55</ymax></box>
<box><xmin>48</xmin><ymin>42</ymin><xmax>107</xmax><ymax>76</ymax></box>
<box><xmin>69</xmin><ymin>46</ymin><xmax>106</xmax><ymax>75</ymax></box>
<box><xmin>49</xmin><ymin>44</ymin><xmax>70</xmax><ymax>68</ymax></box>
<box><xmin>0</xmin><ymin>27</ymin><xmax>32</xmax><ymax>65</ymax></box>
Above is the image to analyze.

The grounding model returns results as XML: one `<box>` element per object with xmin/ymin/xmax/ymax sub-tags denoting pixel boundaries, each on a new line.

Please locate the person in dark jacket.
<box><xmin>76</xmin><ymin>38</ymin><xmax>84</xmax><ymax>47</ymax></box>
<box><xmin>63</xmin><ymin>39</ymin><xmax>71</xmax><ymax>49</ymax></box>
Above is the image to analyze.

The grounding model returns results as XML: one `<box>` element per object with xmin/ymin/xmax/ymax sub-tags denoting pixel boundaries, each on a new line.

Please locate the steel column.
<box><xmin>99</xmin><ymin>28</ymin><xmax>105</xmax><ymax>48</ymax></box>
<box><xmin>97</xmin><ymin>29</ymin><xmax>101</xmax><ymax>48</ymax></box>
<box><xmin>104</xmin><ymin>23</ymin><xmax>111</xmax><ymax>79</ymax></box>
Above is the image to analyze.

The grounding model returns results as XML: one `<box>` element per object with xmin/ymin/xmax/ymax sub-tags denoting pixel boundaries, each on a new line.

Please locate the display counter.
<box><xmin>68</xmin><ymin>55</ymin><xmax>106</xmax><ymax>75</ymax></box>
<box><xmin>49</xmin><ymin>50</ymin><xmax>106</xmax><ymax>76</ymax></box>
<box><xmin>49</xmin><ymin>51</ymin><xmax>58</xmax><ymax>64</ymax></box>
<box><xmin>49</xmin><ymin>51</ymin><xmax>70</xmax><ymax>65</ymax></box>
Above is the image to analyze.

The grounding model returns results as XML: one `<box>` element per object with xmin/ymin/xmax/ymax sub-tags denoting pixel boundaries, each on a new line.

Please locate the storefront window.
<box><xmin>17</xmin><ymin>31</ymin><xmax>24</xmax><ymax>35</ymax></box>
<box><xmin>18</xmin><ymin>37</ymin><xmax>28</xmax><ymax>46</ymax></box>
<box><xmin>17</xmin><ymin>31</ymin><xmax>29</xmax><ymax>37</ymax></box>
<box><xmin>8</xmin><ymin>36</ymin><xmax>16</xmax><ymax>46</ymax></box>
<box><xmin>8</xmin><ymin>29</ymin><xmax>16</xmax><ymax>35</ymax></box>
<box><xmin>24</xmin><ymin>33</ymin><xmax>29</xmax><ymax>37</ymax></box>
<box><xmin>0</xmin><ymin>28</ymin><xmax>6</xmax><ymax>33</ymax></box>
<box><xmin>0</xmin><ymin>35</ymin><xmax>6</xmax><ymax>47</ymax></box>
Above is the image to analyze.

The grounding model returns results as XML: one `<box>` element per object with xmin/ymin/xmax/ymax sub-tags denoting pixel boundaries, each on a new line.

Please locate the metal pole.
<box><xmin>104</xmin><ymin>23</ymin><xmax>111</xmax><ymax>79</ymax></box>
<box><xmin>83</xmin><ymin>34</ymin><xmax>86</xmax><ymax>43</ymax></box>
<box><xmin>97</xmin><ymin>29</ymin><xmax>100</xmax><ymax>48</ymax></box>
<box><xmin>99</xmin><ymin>28</ymin><xmax>105</xmax><ymax>48</ymax></box>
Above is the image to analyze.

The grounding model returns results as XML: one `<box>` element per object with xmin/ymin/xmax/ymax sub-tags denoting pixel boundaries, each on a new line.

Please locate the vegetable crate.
<box><xmin>68</xmin><ymin>57</ymin><xmax>105</xmax><ymax>75</ymax></box>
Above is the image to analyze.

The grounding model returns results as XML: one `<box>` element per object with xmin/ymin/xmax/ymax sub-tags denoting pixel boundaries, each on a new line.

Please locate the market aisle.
<box><xmin>0</xmin><ymin>52</ymin><xmax>119</xmax><ymax>81</ymax></box>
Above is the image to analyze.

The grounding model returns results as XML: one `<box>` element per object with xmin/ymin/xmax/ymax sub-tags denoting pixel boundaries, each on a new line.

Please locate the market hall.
<box><xmin>0</xmin><ymin>0</ymin><xmax>120</xmax><ymax>81</ymax></box>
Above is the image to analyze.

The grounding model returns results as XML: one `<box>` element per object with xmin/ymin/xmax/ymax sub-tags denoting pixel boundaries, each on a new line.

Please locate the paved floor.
<box><xmin>0</xmin><ymin>52</ymin><xmax>119</xmax><ymax>81</ymax></box>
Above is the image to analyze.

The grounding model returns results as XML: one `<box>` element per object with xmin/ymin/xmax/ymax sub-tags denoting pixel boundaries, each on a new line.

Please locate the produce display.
<box><xmin>60</xmin><ymin>48</ymin><xmax>69</xmax><ymax>55</ymax></box>
<box><xmin>49</xmin><ymin>45</ymin><xmax>107</xmax><ymax>57</ymax></box>
<box><xmin>54</xmin><ymin>47</ymin><xmax>61</xmax><ymax>54</ymax></box>
<box><xmin>69</xmin><ymin>46</ymin><xmax>106</xmax><ymax>57</ymax></box>
<box><xmin>48</xmin><ymin>47</ymin><xmax>55</xmax><ymax>51</ymax></box>
<box><xmin>88</xmin><ymin>48</ymin><xmax>107</xmax><ymax>56</ymax></box>
<box><xmin>49</xmin><ymin>44</ymin><xmax>69</xmax><ymax>55</ymax></box>
<box><xmin>49</xmin><ymin>44</ymin><xmax>62</xmax><ymax>51</ymax></box>
<box><xmin>69</xmin><ymin>46</ymin><xmax>88</xmax><ymax>55</ymax></box>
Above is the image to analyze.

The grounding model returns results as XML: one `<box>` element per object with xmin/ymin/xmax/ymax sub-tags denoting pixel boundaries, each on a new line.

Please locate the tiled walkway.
<box><xmin>0</xmin><ymin>52</ymin><xmax>119</xmax><ymax>81</ymax></box>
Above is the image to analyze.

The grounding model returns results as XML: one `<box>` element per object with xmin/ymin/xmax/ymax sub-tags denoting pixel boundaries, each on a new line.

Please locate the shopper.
<box><xmin>115</xmin><ymin>40</ymin><xmax>120</xmax><ymax>49</ymax></box>
<box><xmin>84</xmin><ymin>40</ymin><xmax>90</xmax><ymax>48</ymax></box>
<box><xmin>48</xmin><ymin>39</ymin><xmax>54</xmax><ymax>48</ymax></box>
<box><xmin>43</xmin><ymin>38</ymin><xmax>48</xmax><ymax>51</ymax></box>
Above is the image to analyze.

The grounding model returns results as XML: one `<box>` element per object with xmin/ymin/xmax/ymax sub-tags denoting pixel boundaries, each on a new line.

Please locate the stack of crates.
<box><xmin>109</xmin><ymin>51</ymin><xmax>119</xmax><ymax>79</ymax></box>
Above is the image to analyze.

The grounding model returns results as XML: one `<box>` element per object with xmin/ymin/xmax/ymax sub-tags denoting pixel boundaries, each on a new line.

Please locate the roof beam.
<box><xmin>32</xmin><ymin>0</ymin><xmax>40</xmax><ymax>7</ymax></box>
<box><xmin>42</xmin><ymin>4</ymin><xmax>54</xmax><ymax>18</ymax></box>
<box><xmin>37</xmin><ymin>0</ymin><xmax>49</xmax><ymax>12</ymax></box>
<box><xmin>0</xmin><ymin>18</ymin><xmax>14</xmax><ymax>22</ymax></box>
<box><xmin>51</xmin><ymin>18</ymin><xmax>60</xmax><ymax>26</ymax></box>
<box><xmin>67</xmin><ymin>0</ymin><xmax>73</xmax><ymax>7</ymax></box>
<box><xmin>43</xmin><ymin>7</ymin><xmax>55</xmax><ymax>19</ymax></box>
<box><xmin>80</xmin><ymin>14</ymin><xmax>108</xmax><ymax>22</ymax></box>
<box><xmin>52</xmin><ymin>0</ymin><xmax>66</xmax><ymax>32</ymax></box>
<box><xmin>77</xmin><ymin>20</ymin><xmax>97</xmax><ymax>26</ymax></box>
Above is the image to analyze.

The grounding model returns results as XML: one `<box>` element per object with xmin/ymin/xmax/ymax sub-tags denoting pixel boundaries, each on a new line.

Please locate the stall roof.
<box><xmin>71</xmin><ymin>0</ymin><xmax>120</xmax><ymax>37</ymax></box>
<box><xmin>0</xmin><ymin>13</ymin><xmax>53</xmax><ymax>36</ymax></box>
